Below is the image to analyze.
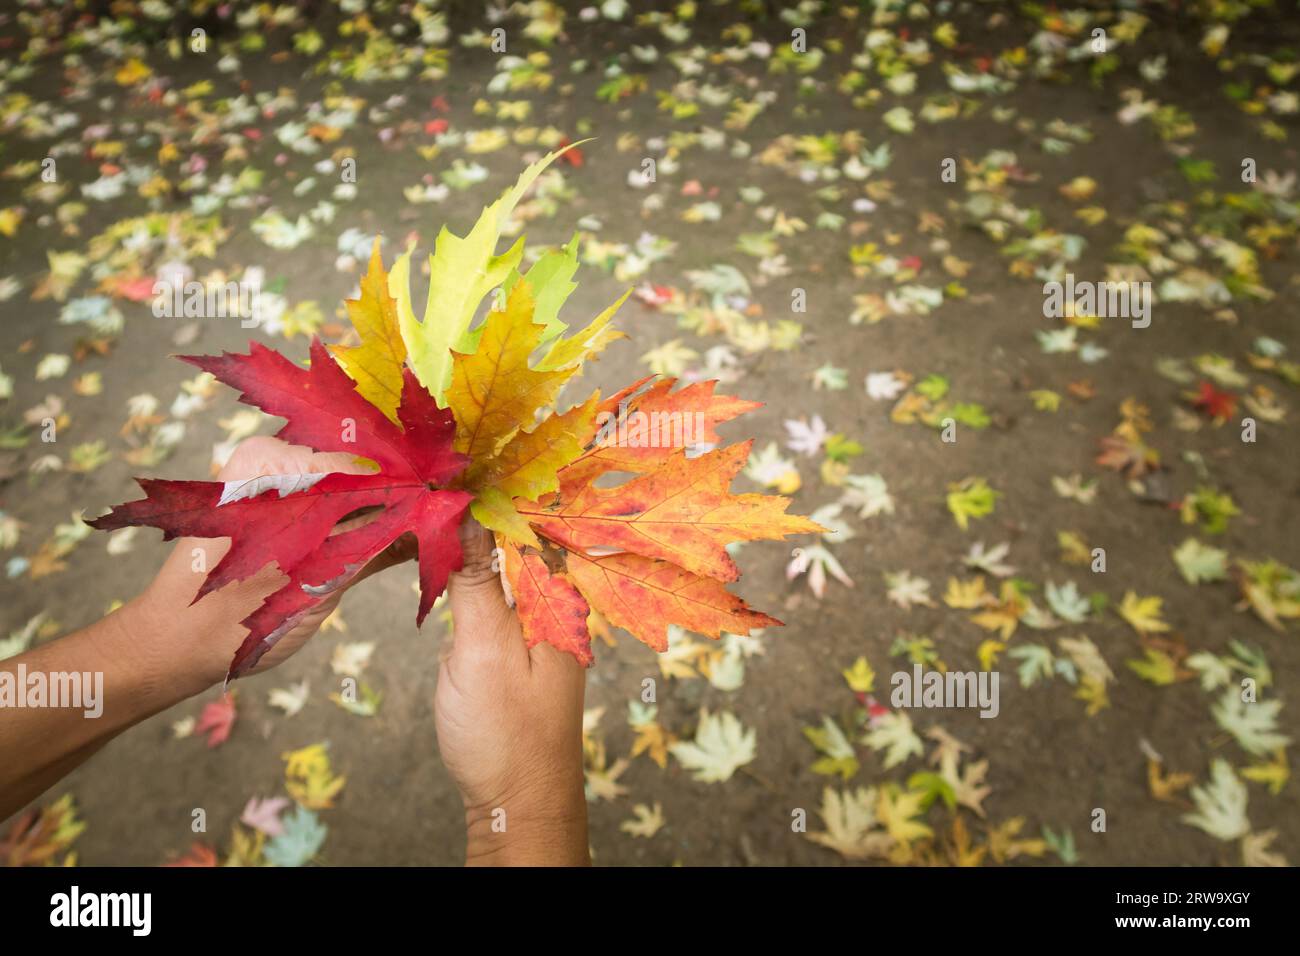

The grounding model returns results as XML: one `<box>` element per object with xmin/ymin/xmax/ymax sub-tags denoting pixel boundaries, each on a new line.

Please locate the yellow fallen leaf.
<box><xmin>1118</xmin><ymin>591</ymin><xmax>1172</xmax><ymax>635</ymax></box>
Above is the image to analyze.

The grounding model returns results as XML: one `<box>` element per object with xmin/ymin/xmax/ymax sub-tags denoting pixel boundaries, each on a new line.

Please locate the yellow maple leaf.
<box><xmin>630</xmin><ymin>721</ymin><xmax>675</xmax><ymax>769</ymax></box>
<box><xmin>842</xmin><ymin>656</ymin><xmax>875</xmax><ymax>693</ymax></box>
<box><xmin>1058</xmin><ymin>176</ymin><xmax>1097</xmax><ymax>202</ymax></box>
<box><xmin>947</xmin><ymin>816</ymin><xmax>988</xmax><ymax>867</ymax></box>
<box><xmin>944</xmin><ymin>576</ymin><xmax>989</xmax><ymax>609</ymax></box>
<box><xmin>536</xmin><ymin>289</ymin><xmax>630</xmax><ymax>370</ymax></box>
<box><xmin>282</xmin><ymin>743</ymin><xmax>331</xmax><ymax>779</ymax></box>
<box><xmin>0</xmin><ymin>207</ymin><xmax>23</xmax><ymax>238</ymax></box>
<box><xmin>225</xmin><ymin>825</ymin><xmax>266</xmax><ymax>867</ymax></box>
<box><xmin>447</xmin><ymin>280</ymin><xmax>576</xmax><ymax>463</ymax></box>
<box><xmin>390</xmin><ymin>142</ymin><xmax>585</xmax><ymax>400</ymax></box>
<box><xmin>474</xmin><ymin>491</ymin><xmax>541</xmax><ymax>548</ymax></box>
<box><xmin>464</xmin><ymin>391</ymin><xmax>598</xmax><ymax>503</ymax></box>
<box><xmin>329</xmin><ymin>238</ymin><xmax>407</xmax><ymax>423</ymax></box>
<box><xmin>977</xmin><ymin>639</ymin><xmax>1005</xmax><ymax>672</ymax></box>
<box><xmin>1075</xmin><ymin>674</ymin><xmax>1110</xmax><ymax>716</ymax></box>
<box><xmin>1147</xmin><ymin>758</ymin><xmax>1194</xmax><ymax>802</ymax></box>
<box><xmin>970</xmin><ymin>582</ymin><xmax>1024</xmax><ymax>640</ymax></box>
<box><xmin>282</xmin><ymin>743</ymin><xmax>347</xmax><ymax>809</ymax></box>
<box><xmin>1117</xmin><ymin>591</ymin><xmax>1172</xmax><ymax>635</ymax></box>
<box><xmin>987</xmin><ymin>817</ymin><xmax>1048</xmax><ymax>863</ymax></box>
<box><xmin>1240</xmin><ymin>749</ymin><xmax>1289</xmax><ymax>796</ymax></box>
<box><xmin>876</xmin><ymin>785</ymin><xmax>933</xmax><ymax>845</ymax></box>
<box><xmin>114</xmin><ymin>57</ymin><xmax>152</xmax><ymax>86</ymax></box>
<box><xmin>1058</xmin><ymin>529</ymin><xmax>1091</xmax><ymax>564</ymax></box>
<box><xmin>1075</xmin><ymin>205</ymin><xmax>1108</xmax><ymax>226</ymax></box>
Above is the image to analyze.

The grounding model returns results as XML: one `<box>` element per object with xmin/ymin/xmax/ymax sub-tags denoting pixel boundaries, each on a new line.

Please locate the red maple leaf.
<box><xmin>165</xmin><ymin>842</ymin><xmax>219</xmax><ymax>867</ymax></box>
<box><xmin>635</xmin><ymin>283</ymin><xmax>675</xmax><ymax>307</ymax></box>
<box><xmin>88</xmin><ymin>339</ymin><xmax>472</xmax><ymax>679</ymax></box>
<box><xmin>556</xmin><ymin>137</ymin><xmax>585</xmax><ymax>166</ymax></box>
<box><xmin>195</xmin><ymin>693</ymin><xmax>237</xmax><ymax>748</ymax></box>
<box><xmin>111</xmin><ymin>275</ymin><xmax>160</xmax><ymax>302</ymax></box>
<box><xmin>1191</xmin><ymin>380</ymin><xmax>1237</xmax><ymax>422</ymax></box>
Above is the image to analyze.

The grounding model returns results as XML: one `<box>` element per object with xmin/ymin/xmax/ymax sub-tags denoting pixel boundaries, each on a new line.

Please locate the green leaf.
<box><xmin>946</xmin><ymin>477</ymin><xmax>999</xmax><ymax>530</ymax></box>
<box><xmin>669</xmin><ymin>709</ymin><xmax>757</xmax><ymax>783</ymax></box>
<box><xmin>915</xmin><ymin>374</ymin><xmax>949</xmax><ymax>401</ymax></box>
<box><xmin>1211</xmin><ymin>689</ymin><xmax>1291</xmax><ymax>756</ymax></box>
<box><xmin>1041</xmin><ymin>825</ymin><xmax>1078</xmax><ymax>864</ymax></box>
<box><xmin>824</xmin><ymin>434</ymin><xmax>864</xmax><ymax>462</ymax></box>
<box><xmin>906</xmin><ymin>771</ymin><xmax>957</xmax><ymax>811</ymax></box>
<box><xmin>1228</xmin><ymin>641</ymin><xmax>1273</xmax><ymax>689</ymax></box>
<box><xmin>1173</xmin><ymin>537</ymin><xmax>1229</xmax><ymax>585</ymax></box>
<box><xmin>862</xmin><ymin>711</ymin><xmax>923</xmax><ymax>769</ymax></box>
<box><xmin>390</xmin><ymin>142</ymin><xmax>585</xmax><ymax>402</ymax></box>
<box><xmin>1044</xmin><ymin>580</ymin><xmax>1090</xmax><ymax>623</ymax></box>
<box><xmin>264</xmin><ymin>806</ymin><xmax>327</xmax><ymax>867</ymax></box>
<box><xmin>1177</xmin><ymin>157</ymin><xmax>1217</xmax><ymax>184</ymax></box>
<box><xmin>946</xmin><ymin>401</ymin><xmax>990</xmax><ymax>429</ymax></box>
<box><xmin>1182</xmin><ymin>759</ymin><xmax>1249</xmax><ymax>841</ymax></box>
<box><xmin>1180</xmin><ymin>487</ymin><xmax>1239</xmax><ymax>535</ymax></box>
<box><xmin>1008</xmin><ymin>644</ymin><xmax>1055</xmax><ymax>687</ymax></box>
<box><xmin>1126</xmin><ymin>648</ymin><xmax>1181</xmax><ymax>686</ymax></box>
<box><xmin>804</xmin><ymin>716</ymin><xmax>860</xmax><ymax>781</ymax></box>
<box><xmin>501</xmin><ymin>232</ymin><xmax>581</xmax><ymax>346</ymax></box>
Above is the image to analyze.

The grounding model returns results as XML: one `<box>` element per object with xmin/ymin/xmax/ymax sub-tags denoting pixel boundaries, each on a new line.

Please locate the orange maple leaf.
<box><xmin>565</xmin><ymin>550</ymin><xmax>780</xmax><ymax>652</ymax></box>
<box><xmin>521</xmin><ymin>441</ymin><xmax>822</xmax><ymax>583</ymax></box>
<box><xmin>504</xmin><ymin>542</ymin><xmax>593</xmax><ymax>665</ymax></box>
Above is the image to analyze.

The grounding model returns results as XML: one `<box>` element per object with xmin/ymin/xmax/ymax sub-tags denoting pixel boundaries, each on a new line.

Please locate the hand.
<box><xmin>435</xmin><ymin>519</ymin><xmax>590</xmax><ymax>866</ymax></box>
<box><xmin>0</xmin><ymin>435</ymin><xmax>418</xmax><ymax>818</ymax></box>
<box><xmin>130</xmin><ymin>435</ymin><xmax>412</xmax><ymax>691</ymax></box>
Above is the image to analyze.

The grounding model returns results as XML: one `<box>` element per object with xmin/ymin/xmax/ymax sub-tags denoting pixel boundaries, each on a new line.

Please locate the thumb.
<box><xmin>444</xmin><ymin>520</ymin><xmax>509</xmax><ymax>616</ymax></box>
<box><xmin>445</xmin><ymin>518</ymin><xmax>522</xmax><ymax>661</ymax></box>
<box><xmin>450</xmin><ymin>517</ymin><xmax>500</xmax><ymax>589</ymax></box>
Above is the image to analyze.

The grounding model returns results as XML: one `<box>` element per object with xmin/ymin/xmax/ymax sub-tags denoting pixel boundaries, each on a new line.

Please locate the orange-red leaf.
<box><xmin>560</xmin><ymin>377</ymin><xmax>760</xmax><ymax>487</ymax></box>
<box><xmin>504</xmin><ymin>542</ymin><xmax>593</xmax><ymax>665</ymax></box>
<box><xmin>522</xmin><ymin>441</ymin><xmax>821</xmax><ymax>582</ymax></box>
<box><xmin>565</xmin><ymin>550</ymin><xmax>780</xmax><ymax>651</ymax></box>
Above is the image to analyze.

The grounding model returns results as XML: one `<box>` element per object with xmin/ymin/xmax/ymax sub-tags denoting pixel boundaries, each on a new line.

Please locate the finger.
<box><xmin>307</xmin><ymin>450</ymin><xmax>374</xmax><ymax>475</ymax></box>
<box><xmin>527</xmin><ymin>639</ymin><xmax>589</xmax><ymax>693</ymax></box>
<box><xmin>447</xmin><ymin>519</ymin><xmax>522</xmax><ymax>661</ymax></box>
<box><xmin>218</xmin><ymin>437</ymin><xmax>373</xmax><ymax>481</ymax></box>
<box><xmin>453</xmin><ymin>517</ymin><xmax>498</xmax><ymax>582</ymax></box>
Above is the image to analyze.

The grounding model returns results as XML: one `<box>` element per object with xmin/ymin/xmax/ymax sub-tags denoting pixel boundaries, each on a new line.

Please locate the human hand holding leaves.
<box><xmin>92</xmin><ymin>148</ymin><xmax>820</xmax><ymax>681</ymax></box>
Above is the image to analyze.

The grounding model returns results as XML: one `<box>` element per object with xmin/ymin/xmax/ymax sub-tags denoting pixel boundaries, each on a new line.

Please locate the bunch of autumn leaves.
<box><xmin>96</xmin><ymin>150</ymin><xmax>820</xmax><ymax>675</ymax></box>
<box><xmin>334</xmin><ymin>237</ymin><xmax>820</xmax><ymax>666</ymax></box>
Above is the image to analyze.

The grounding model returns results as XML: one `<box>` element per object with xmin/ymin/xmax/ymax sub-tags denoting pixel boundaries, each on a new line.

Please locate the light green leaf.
<box><xmin>1173</xmin><ymin>537</ymin><xmax>1229</xmax><ymax>585</ymax></box>
<box><xmin>862</xmin><ymin>711</ymin><xmax>923</xmax><ymax>769</ymax></box>
<box><xmin>1211</xmin><ymin>689</ymin><xmax>1291</xmax><ymax>756</ymax></box>
<box><xmin>391</xmin><ymin>142</ymin><xmax>585</xmax><ymax>402</ymax></box>
<box><xmin>669</xmin><ymin>709</ymin><xmax>756</xmax><ymax>783</ymax></box>
<box><xmin>502</xmin><ymin>232</ymin><xmax>581</xmax><ymax>346</ymax></box>
<box><xmin>1041</xmin><ymin>825</ymin><xmax>1078</xmax><ymax>864</ymax></box>
<box><xmin>804</xmin><ymin>716</ymin><xmax>860</xmax><ymax>780</ymax></box>
<box><xmin>1045</xmin><ymin>580</ymin><xmax>1090</xmax><ymax>623</ymax></box>
<box><xmin>1008</xmin><ymin>644</ymin><xmax>1055</xmax><ymax>687</ymax></box>
<box><xmin>1182</xmin><ymin>759</ymin><xmax>1249</xmax><ymax>841</ymax></box>
<box><xmin>264</xmin><ymin>807</ymin><xmax>327</xmax><ymax>867</ymax></box>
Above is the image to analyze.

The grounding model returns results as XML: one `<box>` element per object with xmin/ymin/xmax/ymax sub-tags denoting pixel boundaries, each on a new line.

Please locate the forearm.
<box><xmin>464</xmin><ymin>770</ymin><xmax>590</xmax><ymax>866</ymax></box>
<box><xmin>0</xmin><ymin>596</ymin><xmax>216</xmax><ymax>820</ymax></box>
